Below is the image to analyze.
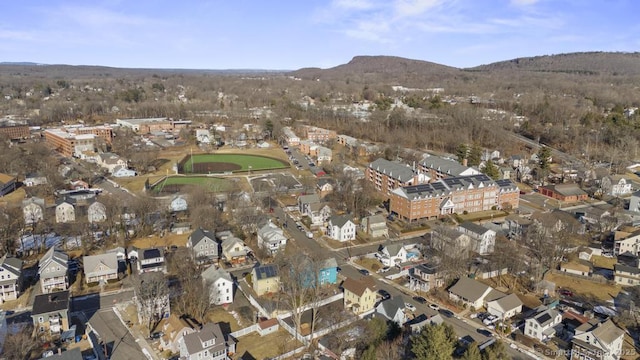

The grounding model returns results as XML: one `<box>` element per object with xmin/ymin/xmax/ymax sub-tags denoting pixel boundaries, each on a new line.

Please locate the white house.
<box><xmin>257</xmin><ymin>221</ymin><xmax>288</xmax><ymax>254</ymax></box>
<box><xmin>308</xmin><ymin>203</ymin><xmax>332</xmax><ymax>226</ymax></box>
<box><xmin>375</xmin><ymin>296</ymin><xmax>406</xmax><ymax>326</ymax></box>
<box><xmin>601</xmin><ymin>175</ymin><xmax>633</xmax><ymax>197</ymax></box>
<box><xmin>448</xmin><ymin>277</ymin><xmax>504</xmax><ymax>310</ymax></box>
<box><xmin>55</xmin><ymin>200</ymin><xmax>75</xmax><ymax>223</ymax></box>
<box><xmin>457</xmin><ymin>222</ymin><xmax>496</xmax><ymax>255</ymax></box>
<box><xmin>524</xmin><ymin>306</ymin><xmax>562</xmax><ymax>341</ymax></box>
<box><xmin>327</xmin><ymin>215</ymin><xmax>356</xmax><ymax>242</ymax></box>
<box><xmin>571</xmin><ymin>319</ymin><xmax>624</xmax><ymax>360</ymax></box>
<box><xmin>97</xmin><ymin>153</ymin><xmax>127</xmax><ymax>173</ymax></box>
<box><xmin>201</xmin><ymin>265</ymin><xmax>234</xmax><ymax>305</ymax></box>
<box><xmin>378</xmin><ymin>244</ymin><xmax>408</xmax><ymax>267</ymax></box>
<box><xmin>87</xmin><ymin>201</ymin><xmax>106</xmax><ymax>223</ymax></box>
<box><xmin>23</xmin><ymin>197</ymin><xmax>45</xmax><ymax>225</ymax></box>
<box><xmin>136</xmin><ymin>248</ymin><xmax>166</xmax><ymax>274</ymax></box>
<box><xmin>0</xmin><ymin>255</ymin><xmax>23</xmax><ymax>302</ymax></box>
<box><xmin>630</xmin><ymin>191</ymin><xmax>640</xmax><ymax>213</ymax></box>
<box><xmin>170</xmin><ymin>195</ymin><xmax>188</xmax><ymax>212</ymax></box>
<box><xmin>196</xmin><ymin>129</ymin><xmax>211</xmax><ymax>144</ymax></box>
<box><xmin>178</xmin><ymin>322</ymin><xmax>236</xmax><ymax>360</ymax></box>
<box><xmin>112</xmin><ymin>165</ymin><xmax>136</xmax><ymax>178</ymax></box>
<box><xmin>486</xmin><ymin>293</ymin><xmax>523</xmax><ymax>320</ymax></box>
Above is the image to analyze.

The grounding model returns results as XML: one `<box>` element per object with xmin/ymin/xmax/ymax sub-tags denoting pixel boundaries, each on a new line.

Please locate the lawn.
<box><xmin>182</xmin><ymin>153</ymin><xmax>288</xmax><ymax>173</ymax></box>
<box><xmin>232</xmin><ymin>329</ymin><xmax>301</xmax><ymax>360</ymax></box>
<box><xmin>591</xmin><ymin>255</ymin><xmax>617</xmax><ymax>270</ymax></box>
<box><xmin>545</xmin><ymin>272</ymin><xmax>621</xmax><ymax>302</ymax></box>
<box><xmin>151</xmin><ymin>176</ymin><xmax>231</xmax><ymax>192</ymax></box>
<box><xmin>129</xmin><ymin>232</ymin><xmax>191</xmax><ymax>248</ymax></box>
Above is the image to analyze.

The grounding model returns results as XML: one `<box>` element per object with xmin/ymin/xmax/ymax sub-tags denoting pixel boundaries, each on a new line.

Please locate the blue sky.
<box><xmin>1</xmin><ymin>0</ymin><xmax>638</xmax><ymax>69</ymax></box>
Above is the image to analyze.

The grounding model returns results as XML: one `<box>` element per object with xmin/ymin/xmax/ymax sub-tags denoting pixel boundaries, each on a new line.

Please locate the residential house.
<box><xmin>524</xmin><ymin>306</ymin><xmax>563</xmax><ymax>341</ymax></box>
<box><xmin>539</xmin><ymin>183</ymin><xmax>588</xmax><ymax>203</ymax></box>
<box><xmin>97</xmin><ymin>152</ymin><xmax>127</xmax><ymax>173</ymax></box>
<box><xmin>44</xmin><ymin>348</ymin><xmax>83</xmax><ymax>360</ymax></box>
<box><xmin>170</xmin><ymin>195</ymin><xmax>188</xmax><ymax>213</ymax></box>
<box><xmin>282</xmin><ymin>127</ymin><xmax>300</xmax><ymax>146</ymax></box>
<box><xmin>342</xmin><ymin>277</ymin><xmax>377</xmax><ymax>315</ymax></box>
<box><xmin>406</xmin><ymin>314</ymin><xmax>444</xmax><ymax>334</ymax></box>
<box><xmin>430</xmin><ymin>229</ymin><xmax>472</xmax><ymax>257</ymax></box>
<box><xmin>613</xmin><ymin>229</ymin><xmax>640</xmax><ymax>256</ymax></box>
<box><xmin>87</xmin><ymin>200</ymin><xmax>106</xmax><ymax>223</ymax></box>
<box><xmin>159</xmin><ymin>314</ymin><xmax>197</xmax><ymax>354</ymax></box>
<box><xmin>630</xmin><ymin>191</ymin><xmax>640</xmax><ymax>213</ymax></box>
<box><xmin>310</xmin><ymin>166</ymin><xmax>326</xmax><ymax>178</ymax></box>
<box><xmin>112</xmin><ymin>165</ymin><xmax>136</xmax><ymax>177</ymax></box>
<box><xmin>327</xmin><ymin>215</ymin><xmax>356</xmax><ymax>242</ymax></box>
<box><xmin>252</xmin><ymin>264</ymin><xmax>279</xmax><ymax>296</ymax></box>
<box><xmin>23</xmin><ymin>196</ymin><xmax>45</xmax><ymax>225</ymax></box>
<box><xmin>457</xmin><ymin>222</ymin><xmax>496</xmax><ymax>255</ymax></box>
<box><xmin>317</xmin><ymin>178</ymin><xmax>334</xmax><ymax>193</ymax></box>
<box><xmin>178</xmin><ymin>322</ymin><xmax>236</xmax><ymax>360</ymax></box>
<box><xmin>366</xmin><ymin>158</ymin><xmax>428</xmax><ymax>197</ymax></box>
<box><xmin>31</xmin><ymin>290</ymin><xmax>70</xmax><ymax>334</ymax></box>
<box><xmin>0</xmin><ymin>173</ymin><xmax>17</xmax><ymax>197</ymax></box>
<box><xmin>614</xmin><ymin>257</ymin><xmax>640</xmax><ymax>286</ymax></box>
<box><xmin>571</xmin><ymin>319</ymin><xmax>624</xmax><ymax>360</ymax></box>
<box><xmin>0</xmin><ymin>255</ymin><xmax>22</xmax><ymax>302</ymax></box>
<box><xmin>257</xmin><ymin>221</ymin><xmax>288</xmax><ymax>254</ymax></box>
<box><xmin>409</xmin><ymin>263</ymin><xmax>444</xmax><ymax>293</ymax></box>
<box><xmin>24</xmin><ymin>173</ymin><xmax>48</xmax><ymax>187</ymax></box>
<box><xmin>187</xmin><ymin>228</ymin><xmax>219</xmax><ymax>264</ymax></box>
<box><xmin>376</xmin><ymin>296</ymin><xmax>407</xmax><ymax>326</ymax></box>
<box><xmin>83</xmin><ymin>253</ymin><xmax>118</xmax><ymax>284</ymax></box>
<box><xmin>38</xmin><ymin>247</ymin><xmax>69</xmax><ymax>293</ymax></box>
<box><xmin>486</xmin><ymin>293</ymin><xmax>523</xmax><ymax>320</ymax></box>
<box><xmin>106</xmin><ymin>246</ymin><xmax>127</xmax><ymax>261</ymax></box>
<box><xmin>377</xmin><ymin>244</ymin><xmax>408</xmax><ymax>267</ymax></box>
<box><xmin>502</xmin><ymin>214</ymin><xmax>533</xmax><ymax>240</ymax></box>
<box><xmin>318</xmin><ymin>258</ymin><xmax>338</xmax><ymax>286</ymax></box>
<box><xmin>601</xmin><ymin>175</ymin><xmax>633</xmax><ymax>197</ymax></box>
<box><xmin>360</xmin><ymin>214</ymin><xmax>388</xmax><ymax>238</ymax></box>
<box><xmin>137</xmin><ymin>247</ymin><xmax>166</xmax><ymax>274</ymax></box>
<box><xmin>298</xmin><ymin>194</ymin><xmax>320</xmax><ymax>215</ymax></box>
<box><xmin>308</xmin><ymin>202</ymin><xmax>332</xmax><ymax>227</ymax></box>
<box><xmin>531</xmin><ymin>210</ymin><xmax>585</xmax><ymax>236</ymax></box>
<box><xmin>560</xmin><ymin>261</ymin><xmax>592</xmax><ymax>277</ymax></box>
<box><xmin>55</xmin><ymin>199</ymin><xmax>76</xmax><ymax>223</ymax></box>
<box><xmin>201</xmin><ymin>265</ymin><xmax>234</xmax><ymax>305</ymax></box>
<box><xmin>447</xmin><ymin>277</ymin><xmax>505</xmax><ymax>310</ymax></box>
<box><xmin>221</xmin><ymin>237</ymin><xmax>247</xmax><ymax>265</ymax></box>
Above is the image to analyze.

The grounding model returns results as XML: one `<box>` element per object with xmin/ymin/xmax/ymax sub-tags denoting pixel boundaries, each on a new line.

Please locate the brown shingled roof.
<box><xmin>342</xmin><ymin>277</ymin><xmax>376</xmax><ymax>297</ymax></box>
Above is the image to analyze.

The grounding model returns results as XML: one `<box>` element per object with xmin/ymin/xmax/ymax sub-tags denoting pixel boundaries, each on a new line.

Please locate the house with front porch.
<box><xmin>457</xmin><ymin>222</ymin><xmax>496</xmax><ymax>255</ymax></box>
<box><xmin>327</xmin><ymin>215</ymin><xmax>356</xmax><ymax>242</ymax></box>
<box><xmin>376</xmin><ymin>296</ymin><xmax>406</xmax><ymax>326</ymax></box>
<box><xmin>136</xmin><ymin>247</ymin><xmax>166</xmax><ymax>274</ymax></box>
<box><xmin>178</xmin><ymin>322</ymin><xmax>237</xmax><ymax>360</ymax></box>
<box><xmin>308</xmin><ymin>202</ymin><xmax>332</xmax><ymax>227</ymax></box>
<box><xmin>257</xmin><ymin>221</ymin><xmax>288</xmax><ymax>254</ymax></box>
<box><xmin>486</xmin><ymin>293</ymin><xmax>523</xmax><ymax>320</ymax></box>
<box><xmin>31</xmin><ymin>290</ymin><xmax>70</xmax><ymax>335</ymax></box>
<box><xmin>448</xmin><ymin>277</ymin><xmax>505</xmax><ymax>310</ymax></box>
<box><xmin>201</xmin><ymin>265</ymin><xmax>234</xmax><ymax>305</ymax></box>
<box><xmin>83</xmin><ymin>253</ymin><xmax>118</xmax><ymax>284</ymax></box>
<box><xmin>0</xmin><ymin>255</ymin><xmax>22</xmax><ymax>302</ymax></box>
<box><xmin>38</xmin><ymin>247</ymin><xmax>69</xmax><ymax>294</ymax></box>
<box><xmin>571</xmin><ymin>319</ymin><xmax>624</xmax><ymax>360</ymax></box>
<box><xmin>601</xmin><ymin>175</ymin><xmax>633</xmax><ymax>197</ymax></box>
<box><xmin>342</xmin><ymin>277</ymin><xmax>376</xmax><ymax>315</ymax></box>
<box><xmin>221</xmin><ymin>237</ymin><xmax>248</xmax><ymax>265</ymax></box>
<box><xmin>409</xmin><ymin>263</ymin><xmax>444</xmax><ymax>293</ymax></box>
<box><xmin>188</xmin><ymin>228</ymin><xmax>219</xmax><ymax>264</ymax></box>
<box><xmin>378</xmin><ymin>244</ymin><xmax>408</xmax><ymax>267</ymax></box>
<box><xmin>524</xmin><ymin>306</ymin><xmax>562</xmax><ymax>342</ymax></box>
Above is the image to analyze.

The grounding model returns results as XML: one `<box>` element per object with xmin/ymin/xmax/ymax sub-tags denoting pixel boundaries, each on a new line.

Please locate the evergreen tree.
<box><xmin>462</xmin><ymin>342</ymin><xmax>482</xmax><ymax>360</ymax></box>
<box><xmin>537</xmin><ymin>146</ymin><xmax>552</xmax><ymax>171</ymax></box>
<box><xmin>411</xmin><ymin>323</ymin><xmax>456</xmax><ymax>360</ymax></box>
<box><xmin>481</xmin><ymin>340</ymin><xmax>510</xmax><ymax>360</ymax></box>
<box><xmin>456</xmin><ymin>143</ymin><xmax>469</xmax><ymax>164</ymax></box>
<box><xmin>483</xmin><ymin>160</ymin><xmax>500</xmax><ymax>180</ymax></box>
<box><xmin>468</xmin><ymin>144</ymin><xmax>482</xmax><ymax>167</ymax></box>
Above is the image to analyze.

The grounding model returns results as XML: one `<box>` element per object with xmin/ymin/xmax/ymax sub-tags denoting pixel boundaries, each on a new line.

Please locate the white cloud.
<box><xmin>393</xmin><ymin>0</ymin><xmax>443</xmax><ymax>17</ymax></box>
<box><xmin>510</xmin><ymin>0</ymin><xmax>540</xmax><ymax>5</ymax></box>
<box><xmin>333</xmin><ymin>0</ymin><xmax>376</xmax><ymax>10</ymax></box>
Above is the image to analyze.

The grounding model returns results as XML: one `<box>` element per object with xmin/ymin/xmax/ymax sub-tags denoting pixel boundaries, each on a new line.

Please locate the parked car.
<box><xmin>358</xmin><ymin>269</ymin><xmax>370</xmax><ymax>276</ymax></box>
<box><xmin>150</xmin><ymin>331</ymin><xmax>164</xmax><ymax>340</ymax></box>
<box><xmin>439</xmin><ymin>309</ymin><xmax>454</xmax><ymax>317</ymax></box>
<box><xmin>378</xmin><ymin>289</ymin><xmax>391</xmax><ymax>301</ymax></box>
<box><xmin>483</xmin><ymin>315</ymin><xmax>498</xmax><ymax>325</ymax></box>
<box><xmin>306</xmin><ymin>231</ymin><xmax>313</xmax><ymax>239</ymax></box>
<box><xmin>559</xmin><ymin>289</ymin><xmax>574</xmax><ymax>297</ymax></box>
<box><xmin>378</xmin><ymin>266</ymin><xmax>390</xmax><ymax>273</ymax></box>
<box><xmin>413</xmin><ymin>296</ymin><xmax>427</xmax><ymax>304</ymax></box>
<box><xmin>429</xmin><ymin>303</ymin><xmax>440</xmax><ymax>311</ymax></box>
<box><xmin>405</xmin><ymin>303</ymin><xmax>416</xmax><ymax>312</ymax></box>
<box><xmin>477</xmin><ymin>328</ymin><xmax>493</xmax><ymax>337</ymax></box>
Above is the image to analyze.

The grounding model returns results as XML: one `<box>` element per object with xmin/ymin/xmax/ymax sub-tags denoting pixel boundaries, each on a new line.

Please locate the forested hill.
<box><xmin>290</xmin><ymin>55</ymin><xmax>462</xmax><ymax>84</ymax></box>
<box><xmin>467</xmin><ymin>52</ymin><xmax>640</xmax><ymax>76</ymax></box>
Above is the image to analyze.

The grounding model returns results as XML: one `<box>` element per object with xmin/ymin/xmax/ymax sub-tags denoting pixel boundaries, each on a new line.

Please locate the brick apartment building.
<box><xmin>389</xmin><ymin>174</ymin><xmax>519</xmax><ymax>221</ymax></box>
<box><xmin>0</xmin><ymin>125</ymin><xmax>30</xmax><ymax>140</ymax></box>
<box><xmin>44</xmin><ymin>125</ymin><xmax>113</xmax><ymax>157</ymax></box>
<box><xmin>301</xmin><ymin>125</ymin><xmax>337</xmax><ymax>143</ymax></box>
<box><xmin>366</xmin><ymin>158</ymin><xmax>429</xmax><ymax>197</ymax></box>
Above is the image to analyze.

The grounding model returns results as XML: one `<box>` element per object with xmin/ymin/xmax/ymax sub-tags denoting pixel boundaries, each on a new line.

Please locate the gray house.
<box><xmin>179</xmin><ymin>322</ymin><xmax>237</xmax><ymax>360</ymax></box>
<box><xmin>83</xmin><ymin>253</ymin><xmax>118</xmax><ymax>284</ymax></box>
<box><xmin>31</xmin><ymin>290</ymin><xmax>70</xmax><ymax>335</ymax></box>
<box><xmin>188</xmin><ymin>228</ymin><xmax>219</xmax><ymax>264</ymax></box>
<box><xmin>0</xmin><ymin>255</ymin><xmax>22</xmax><ymax>302</ymax></box>
<box><xmin>38</xmin><ymin>247</ymin><xmax>69</xmax><ymax>294</ymax></box>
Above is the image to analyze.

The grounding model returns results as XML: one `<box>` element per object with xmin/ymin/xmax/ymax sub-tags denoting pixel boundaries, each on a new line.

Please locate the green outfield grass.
<box><xmin>182</xmin><ymin>153</ymin><xmax>289</xmax><ymax>173</ymax></box>
<box><xmin>151</xmin><ymin>176</ymin><xmax>231</xmax><ymax>192</ymax></box>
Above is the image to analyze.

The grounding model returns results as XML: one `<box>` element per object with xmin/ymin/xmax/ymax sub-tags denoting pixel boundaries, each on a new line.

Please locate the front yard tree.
<box><xmin>481</xmin><ymin>340</ymin><xmax>510</xmax><ymax>360</ymax></box>
<box><xmin>462</xmin><ymin>342</ymin><xmax>482</xmax><ymax>360</ymax></box>
<box><xmin>455</xmin><ymin>143</ymin><xmax>469</xmax><ymax>164</ymax></box>
<box><xmin>537</xmin><ymin>145</ymin><xmax>552</xmax><ymax>182</ymax></box>
<box><xmin>133</xmin><ymin>272</ymin><xmax>170</xmax><ymax>334</ymax></box>
<box><xmin>411</xmin><ymin>323</ymin><xmax>457</xmax><ymax>360</ymax></box>
<box><xmin>483</xmin><ymin>159</ymin><xmax>500</xmax><ymax>180</ymax></box>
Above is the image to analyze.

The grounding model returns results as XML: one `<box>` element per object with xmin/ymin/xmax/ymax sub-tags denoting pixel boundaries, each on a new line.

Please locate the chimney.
<box><xmin>463</xmin><ymin>158</ymin><xmax>468</xmax><ymax>167</ymax></box>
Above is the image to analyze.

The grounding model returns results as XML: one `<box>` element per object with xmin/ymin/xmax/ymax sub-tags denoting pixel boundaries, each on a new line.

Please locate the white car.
<box><xmin>405</xmin><ymin>303</ymin><xmax>416</xmax><ymax>312</ymax></box>
<box><xmin>429</xmin><ymin>303</ymin><xmax>440</xmax><ymax>311</ymax></box>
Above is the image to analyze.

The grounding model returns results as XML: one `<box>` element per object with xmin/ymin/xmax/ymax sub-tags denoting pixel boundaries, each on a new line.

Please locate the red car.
<box><xmin>559</xmin><ymin>289</ymin><xmax>573</xmax><ymax>297</ymax></box>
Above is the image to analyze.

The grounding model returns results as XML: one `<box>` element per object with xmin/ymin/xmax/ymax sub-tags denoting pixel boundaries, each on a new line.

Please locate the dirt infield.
<box><xmin>192</xmin><ymin>162</ymin><xmax>242</xmax><ymax>173</ymax></box>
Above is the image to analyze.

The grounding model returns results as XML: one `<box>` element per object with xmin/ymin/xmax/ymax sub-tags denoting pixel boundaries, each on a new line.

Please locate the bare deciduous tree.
<box><xmin>133</xmin><ymin>272</ymin><xmax>170</xmax><ymax>334</ymax></box>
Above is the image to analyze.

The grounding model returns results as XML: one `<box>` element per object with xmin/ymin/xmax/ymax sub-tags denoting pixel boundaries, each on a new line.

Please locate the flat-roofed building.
<box><xmin>117</xmin><ymin>117</ymin><xmax>191</xmax><ymax>134</ymax></box>
<box><xmin>44</xmin><ymin>125</ymin><xmax>113</xmax><ymax>157</ymax></box>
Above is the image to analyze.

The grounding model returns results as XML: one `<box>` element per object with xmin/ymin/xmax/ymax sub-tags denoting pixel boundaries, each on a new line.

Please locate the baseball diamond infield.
<box><xmin>178</xmin><ymin>153</ymin><xmax>289</xmax><ymax>174</ymax></box>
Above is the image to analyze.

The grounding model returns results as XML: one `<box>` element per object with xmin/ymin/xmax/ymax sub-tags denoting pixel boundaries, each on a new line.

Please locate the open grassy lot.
<box><xmin>129</xmin><ymin>232</ymin><xmax>191</xmax><ymax>248</ymax></box>
<box><xmin>591</xmin><ymin>255</ymin><xmax>617</xmax><ymax>270</ymax></box>
<box><xmin>182</xmin><ymin>153</ymin><xmax>289</xmax><ymax>173</ymax></box>
<box><xmin>233</xmin><ymin>329</ymin><xmax>301</xmax><ymax>360</ymax></box>
<box><xmin>545</xmin><ymin>272</ymin><xmax>621</xmax><ymax>302</ymax></box>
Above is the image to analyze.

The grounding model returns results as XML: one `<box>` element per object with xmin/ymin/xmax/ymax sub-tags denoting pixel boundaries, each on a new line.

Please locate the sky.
<box><xmin>0</xmin><ymin>0</ymin><xmax>638</xmax><ymax>70</ymax></box>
